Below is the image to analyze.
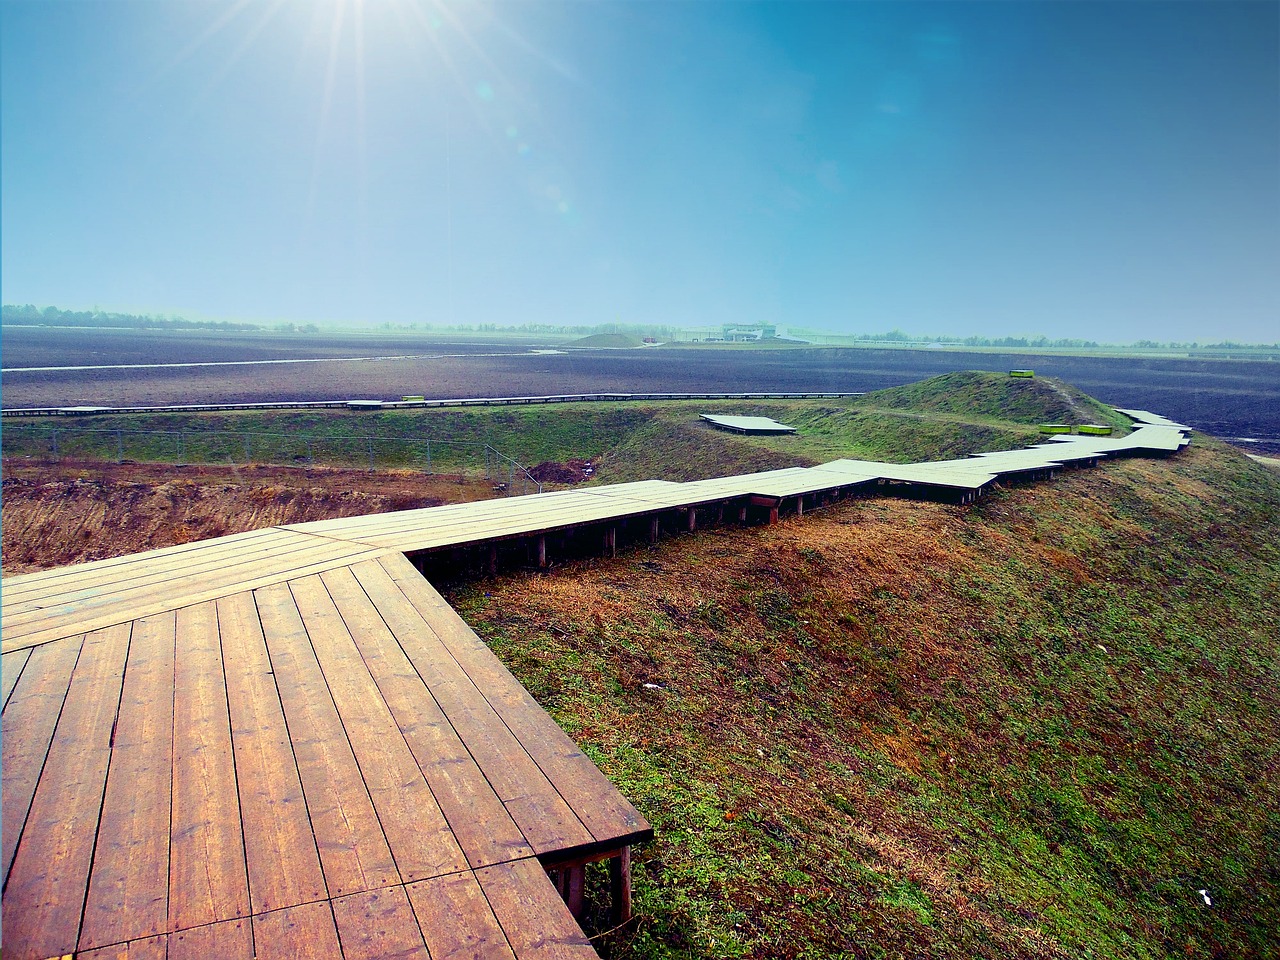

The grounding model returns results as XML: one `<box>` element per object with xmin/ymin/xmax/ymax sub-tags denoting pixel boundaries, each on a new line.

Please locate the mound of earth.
<box><xmin>570</xmin><ymin>332</ymin><xmax>643</xmax><ymax>349</ymax></box>
<box><xmin>867</xmin><ymin>370</ymin><xmax>1125</xmax><ymax>428</ymax></box>
<box><xmin>528</xmin><ymin>458</ymin><xmax>597</xmax><ymax>484</ymax></box>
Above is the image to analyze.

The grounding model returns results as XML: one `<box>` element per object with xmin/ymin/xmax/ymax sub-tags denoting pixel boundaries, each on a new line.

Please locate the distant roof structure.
<box><xmin>701</xmin><ymin>413</ymin><xmax>797</xmax><ymax>434</ymax></box>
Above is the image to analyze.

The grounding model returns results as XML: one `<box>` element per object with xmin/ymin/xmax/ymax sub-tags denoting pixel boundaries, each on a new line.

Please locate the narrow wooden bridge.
<box><xmin>0</xmin><ymin>411</ymin><xmax>1189</xmax><ymax>959</ymax></box>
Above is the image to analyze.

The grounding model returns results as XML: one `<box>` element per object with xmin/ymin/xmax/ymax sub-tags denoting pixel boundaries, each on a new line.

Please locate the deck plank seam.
<box><xmin>0</xmin><ymin>527</ymin><xmax>286</xmax><ymax>597</ymax></box>
<box><xmin>0</xmin><ymin>647</ymin><xmax>34</xmax><ymax>713</ymax></box>
<box><xmin>330</xmin><ymin>565</ymin><xmax>522</xmax><ymax>868</ymax></box>
<box><xmin>371</xmin><ymin>557</ymin><xmax>612</xmax><ymax>846</ymax></box>
<box><xmin>375</xmin><ymin>560</ymin><xmax>607</xmax><ymax>847</ymax></box>
<box><xmin>213</xmin><ymin>598</ymin><xmax>262</xmax><ymax>948</ymax></box>
<box><xmin>308</xmin><ymin>568</ymin><xmax>476</xmax><ymax>878</ymax></box>
<box><xmin>70</xmin><ymin>866</ymin><xmax>554</xmax><ymax>958</ymax></box>
<box><xmin>162</xmin><ymin>609</ymin><xmax>181</xmax><ymax>945</ymax></box>
<box><xmin>1</xmin><ymin>535</ymin><xmax>382</xmax><ymax>628</ymax></box>
<box><xmin>250</xmin><ymin>584</ymin><xmax>372</xmax><ymax>904</ymax></box>
<box><xmin>216</xmin><ymin>591</ymin><xmax>333</xmax><ymax>918</ymax></box>
<box><xmin>0</xmin><ymin>528</ymin><xmax>316</xmax><ymax>608</ymax></box>
<box><xmin>1</xmin><ymin>546</ymin><xmax>398</xmax><ymax>656</ymax></box>
<box><xmin>280</xmin><ymin>577</ymin><xmax>413</xmax><ymax>893</ymax></box>
<box><xmin>1</xmin><ymin>632</ymin><xmax>88</xmax><ymax>893</ymax></box>
<box><xmin>337</xmin><ymin>562</ymin><xmax>565</xmax><ymax>868</ymax></box>
<box><xmin>72</xmin><ymin>622</ymin><xmax>136</xmax><ymax>956</ymax></box>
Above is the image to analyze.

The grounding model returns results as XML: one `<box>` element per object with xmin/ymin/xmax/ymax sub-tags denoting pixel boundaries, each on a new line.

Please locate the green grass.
<box><xmin>2</xmin><ymin>373</ymin><xmax>1088</xmax><ymax>479</ymax></box>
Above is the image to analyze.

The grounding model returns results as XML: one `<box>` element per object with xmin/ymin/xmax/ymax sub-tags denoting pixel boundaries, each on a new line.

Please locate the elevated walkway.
<box><xmin>0</xmin><ymin>409</ymin><xmax>1189</xmax><ymax>959</ymax></box>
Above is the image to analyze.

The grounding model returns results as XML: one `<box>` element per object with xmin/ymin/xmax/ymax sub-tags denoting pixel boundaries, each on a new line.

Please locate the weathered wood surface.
<box><xmin>0</xmin><ymin>563</ymin><xmax>651</xmax><ymax>960</ymax></box>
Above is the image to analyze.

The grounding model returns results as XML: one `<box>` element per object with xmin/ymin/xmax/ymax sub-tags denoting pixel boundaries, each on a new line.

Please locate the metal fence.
<box><xmin>1</xmin><ymin>424</ymin><xmax>543</xmax><ymax>496</ymax></box>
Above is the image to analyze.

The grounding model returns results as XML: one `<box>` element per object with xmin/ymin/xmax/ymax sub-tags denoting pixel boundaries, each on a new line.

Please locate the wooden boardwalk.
<box><xmin>0</xmin><ymin>410</ymin><xmax>1189</xmax><ymax>958</ymax></box>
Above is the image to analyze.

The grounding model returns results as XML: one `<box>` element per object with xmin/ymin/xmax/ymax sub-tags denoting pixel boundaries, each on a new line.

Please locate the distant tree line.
<box><xmin>3</xmin><ymin>304</ymin><xmax>322</xmax><ymax>334</ymax></box>
<box><xmin>3</xmin><ymin>304</ymin><xmax>262</xmax><ymax>332</ymax></box>
<box><xmin>381</xmin><ymin>319</ymin><xmax>688</xmax><ymax>339</ymax></box>
<box><xmin>789</xmin><ymin>326</ymin><xmax>1279</xmax><ymax>351</ymax></box>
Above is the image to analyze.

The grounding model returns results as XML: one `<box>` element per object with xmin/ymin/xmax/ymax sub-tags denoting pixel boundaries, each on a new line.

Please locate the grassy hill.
<box><xmin>4</xmin><ymin>372</ymin><xmax>1102</xmax><ymax>482</ymax></box>
<box><xmin>449</xmin><ymin>435</ymin><xmax>1280</xmax><ymax>959</ymax></box>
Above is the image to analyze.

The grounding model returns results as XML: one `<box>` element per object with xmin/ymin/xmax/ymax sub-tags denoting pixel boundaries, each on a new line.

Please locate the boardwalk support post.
<box><xmin>649</xmin><ymin>516</ymin><xmax>660</xmax><ymax>544</ymax></box>
<box><xmin>537</xmin><ymin>535</ymin><xmax>547</xmax><ymax>568</ymax></box>
<box><xmin>567</xmin><ymin>865</ymin><xmax>585</xmax><ymax>918</ymax></box>
<box><xmin>687</xmin><ymin>508</ymin><xmax>697</xmax><ymax>533</ymax></box>
<box><xmin>610</xmin><ymin>846</ymin><xmax>633</xmax><ymax>924</ymax></box>
<box><xmin>604</xmin><ymin>526</ymin><xmax>617</xmax><ymax>558</ymax></box>
<box><xmin>488</xmin><ymin>544</ymin><xmax>498</xmax><ymax>575</ymax></box>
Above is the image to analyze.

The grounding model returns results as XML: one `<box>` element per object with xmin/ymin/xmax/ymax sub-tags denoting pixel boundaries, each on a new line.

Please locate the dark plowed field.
<box><xmin>3</xmin><ymin>328</ymin><xmax>1277</xmax><ymax>452</ymax></box>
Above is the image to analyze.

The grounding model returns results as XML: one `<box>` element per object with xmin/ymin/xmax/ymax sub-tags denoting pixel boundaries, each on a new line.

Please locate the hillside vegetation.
<box><xmin>4</xmin><ymin>373</ymin><xmax>1276</xmax><ymax>956</ymax></box>
<box><xmin>450</xmin><ymin>437</ymin><xmax>1280</xmax><ymax>959</ymax></box>
<box><xmin>3</xmin><ymin>372</ymin><xmax>1117</xmax><ymax>481</ymax></box>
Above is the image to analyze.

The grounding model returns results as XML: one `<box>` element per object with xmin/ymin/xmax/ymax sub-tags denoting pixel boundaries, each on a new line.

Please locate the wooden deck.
<box><xmin>1</xmin><ymin>411</ymin><xmax>1190</xmax><ymax>958</ymax></box>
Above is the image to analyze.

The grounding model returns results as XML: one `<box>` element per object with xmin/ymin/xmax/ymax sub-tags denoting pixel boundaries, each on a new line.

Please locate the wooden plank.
<box><xmin>287</xmin><ymin>492</ymin><xmax>666</xmax><ymax>552</ymax></box>
<box><xmin>0</xmin><ymin>528</ymin><xmax>311</xmax><ymax>619</ymax></box>
<box><xmin>325</xmin><ymin>563</ymin><xmax>533</xmax><ymax>869</ymax></box>
<box><xmin>0</xmin><ymin>527</ymin><xmax>281</xmax><ymax>601</ymax></box>
<box><xmin>252</xmin><ymin>900</ymin><xmax>343</xmax><ymax>960</ymax></box>
<box><xmin>379</xmin><ymin>554</ymin><xmax>651</xmax><ymax>849</ymax></box>
<box><xmin>76</xmin><ymin>934</ymin><xmax>168</xmax><ymax>960</ymax></box>
<box><xmin>2</xmin><ymin>533</ymin><xmax>375</xmax><ymax>633</ymax></box>
<box><xmin>167</xmin><ymin>917</ymin><xmax>253</xmax><ymax>959</ymax></box>
<box><xmin>1</xmin><ymin>633</ymin><xmax>84</xmax><ymax>885</ymax></box>
<box><xmin>168</xmin><ymin>601</ymin><xmax>250</xmax><ymax>931</ymax></box>
<box><xmin>407</xmin><ymin>871</ymin><xmax>517</xmax><ymax>960</ymax></box>
<box><xmin>0</xmin><ymin>624</ymin><xmax>129</xmax><ymax>960</ymax></box>
<box><xmin>1</xmin><ymin>646</ymin><xmax>32</xmax><ymax>711</ymax></box>
<box><xmin>80</xmin><ymin>611</ymin><xmax>177</xmax><ymax>950</ymax></box>
<box><xmin>476</xmin><ymin>859</ymin><xmax>596</xmax><ymax>959</ymax></box>
<box><xmin>254</xmin><ymin>580</ymin><xmax>400</xmax><ymax>898</ymax></box>
<box><xmin>2</xmin><ymin>545</ymin><xmax>391</xmax><ymax>654</ymax></box>
<box><xmin>289</xmin><ymin>574</ymin><xmax>469</xmax><ymax>882</ymax></box>
<box><xmin>217</xmin><ymin>591</ymin><xmax>327</xmax><ymax>915</ymax></box>
<box><xmin>353</xmin><ymin>558</ymin><xmax>594</xmax><ymax>856</ymax></box>
<box><xmin>332</xmin><ymin>886</ymin><xmax>430</xmax><ymax>960</ymax></box>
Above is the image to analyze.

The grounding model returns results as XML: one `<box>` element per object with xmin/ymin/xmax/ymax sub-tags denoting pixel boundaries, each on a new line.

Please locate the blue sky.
<box><xmin>2</xmin><ymin>1</ymin><xmax>1276</xmax><ymax>342</ymax></box>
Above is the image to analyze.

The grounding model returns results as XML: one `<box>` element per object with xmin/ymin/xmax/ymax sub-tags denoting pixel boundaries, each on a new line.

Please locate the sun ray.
<box><xmin>130</xmin><ymin>0</ymin><xmax>258</xmax><ymax>101</ymax></box>
<box><xmin>305</xmin><ymin>0</ymin><xmax>349</xmax><ymax>223</ymax></box>
<box><xmin>190</xmin><ymin>0</ymin><xmax>290</xmax><ymax>111</ymax></box>
<box><xmin>354</xmin><ymin>0</ymin><xmax>369</xmax><ymax>275</ymax></box>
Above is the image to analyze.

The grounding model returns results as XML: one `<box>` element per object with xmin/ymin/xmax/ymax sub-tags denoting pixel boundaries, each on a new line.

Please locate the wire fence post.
<box><xmin>52</xmin><ymin>427</ymin><xmax>59</xmax><ymax>458</ymax></box>
<box><xmin>116</xmin><ymin>429</ymin><xmax>124</xmax><ymax>463</ymax></box>
<box><xmin>178</xmin><ymin>430</ymin><xmax>185</xmax><ymax>465</ymax></box>
<box><xmin>367</xmin><ymin>436</ymin><xmax>375</xmax><ymax>472</ymax></box>
<box><xmin>243</xmin><ymin>434</ymin><xmax>252</xmax><ymax>463</ymax></box>
<box><xmin>426</xmin><ymin>439</ymin><xmax>432</xmax><ymax>474</ymax></box>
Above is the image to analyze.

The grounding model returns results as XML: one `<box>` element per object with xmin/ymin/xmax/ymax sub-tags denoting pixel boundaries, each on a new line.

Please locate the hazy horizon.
<box><xmin>3</xmin><ymin>1</ymin><xmax>1277</xmax><ymax>343</ymax></box>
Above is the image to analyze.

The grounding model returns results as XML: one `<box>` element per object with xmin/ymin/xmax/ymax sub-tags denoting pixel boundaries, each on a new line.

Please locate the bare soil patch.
<box><xmin>528</xmin><ymin>457</ymin><xmax>598</xmax><ymax>484</ymax></box>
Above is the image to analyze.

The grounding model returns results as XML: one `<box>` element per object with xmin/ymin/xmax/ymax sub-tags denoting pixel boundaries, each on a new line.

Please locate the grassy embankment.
<box><xmin>4</xmin><ymin>372</ymin><xmax>1274</xmax><ymax>955</ymax></box>
<box><xmin>1</xmin><ymin>372</ymin><xmax>1127</xmax><ymax>482</ymax></box>
<box><xmin>451</xmin><ymin>432</ymin><xmax>1279</xmax><ymax>959</ymax></box>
